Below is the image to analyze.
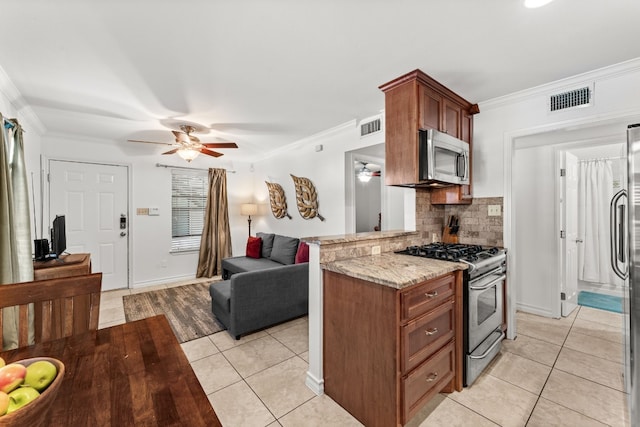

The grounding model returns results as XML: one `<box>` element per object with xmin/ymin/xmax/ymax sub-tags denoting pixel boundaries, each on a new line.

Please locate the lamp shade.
<box><xmin>241</xmin><ymin>203</ymin><xmax>258</xmax><ymax>216</ymax></box>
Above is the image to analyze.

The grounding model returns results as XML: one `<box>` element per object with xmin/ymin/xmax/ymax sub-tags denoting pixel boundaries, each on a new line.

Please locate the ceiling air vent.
<box><xmin>549</xmin><ymin>86</ymin><xmax>592</xmax><ymax>112</ymax></box>
<box><xmin>360</xmin><ymin>117</ymin><xmax>381</xmax><ymax>137</ymax></box>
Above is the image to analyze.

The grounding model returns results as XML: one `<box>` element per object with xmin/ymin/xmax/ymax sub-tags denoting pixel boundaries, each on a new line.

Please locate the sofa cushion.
<box><xmin>210</xmin><ymin>280</ymin><xmax>231</xmax><ymax>312</ymax></box>
<box><xmin>295</xmin><ymin>241</ymin><xmax>309</xmax><ymax>264</ymax></box>
<box><xmin>222</xmin><ymin>256</ymin><xmax>283</xmax><ymax>274</ymax></box>
<box><xmin>246</xmin><ymin>236</ymin><xmax>262</xmax><ymax>259</ymax></box>
<box><xmin>256</xmin><ymin>232</ymin><xmax>275</xmax><ymax>258</ymax></box>
<box><xmin>270</xmin><ymin>235</ymin><xmax>300</xmax><ymax>265</ymax></box>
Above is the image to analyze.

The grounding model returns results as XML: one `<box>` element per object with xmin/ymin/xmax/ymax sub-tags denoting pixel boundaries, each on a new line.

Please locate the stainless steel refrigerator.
<box><xmin>618</xmin><ymin>123</ymin><xmax>640</xmax><ymax>424</ymax></box>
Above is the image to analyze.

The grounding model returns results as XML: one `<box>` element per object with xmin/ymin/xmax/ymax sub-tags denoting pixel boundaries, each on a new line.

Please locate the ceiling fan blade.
<box><xmin>128</xmin><ymin>139</ymin><xmax>174</xmax><ymax>146</ymax></box>
<box><xmin>199</xmin><ymin>148</ymin><xmax>223</xmax><ymax>158</ymax></box>
<box><xmin>172</xmin><ymin>130</ymin><xmax>190</xmax><ymax>144</ymax></box>
<box><xmin>202</xmin><ymin>142</ymin><xmax>238</xmax><ymax>149</ymax></box>
<box><xmin>162</xmin><ymin>149</ymin><xmax>179</xmax><ymax>155</ymax></box>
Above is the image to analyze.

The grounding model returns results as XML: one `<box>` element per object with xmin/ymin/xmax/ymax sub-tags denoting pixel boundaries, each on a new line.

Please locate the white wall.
<box><xmin>41</xmin><ymin>133</ymin><xmax>255</xmax><ymax>287</ymax></box>
<box><xmin>474</xmin><ymin>59</ymin><xmax>640</xmax><ymax>197</ymax></box>
<box><xmin>476</xmin><ymin>58</ymin><xmax>640</xmax><ymax>318</ymax></box>
<box><xmin>252</xmin><ymin>121</ymin><xmax>388</xmax><ymax>239</ymax></box>
<box><xmin>514</xmin><ymin>144</ymin><xmax>556</xmax><ymax>316</ymax></box>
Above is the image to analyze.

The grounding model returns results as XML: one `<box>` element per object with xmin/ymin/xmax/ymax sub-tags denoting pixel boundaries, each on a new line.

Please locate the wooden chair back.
<box><xmin>0</xmin><ymin>272</ymin><xmax>102</xmax><ymax>348</ymax></box>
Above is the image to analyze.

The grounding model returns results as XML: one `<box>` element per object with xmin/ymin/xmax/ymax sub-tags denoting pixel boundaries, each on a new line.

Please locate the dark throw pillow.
<box><xmin>295</xmin><ymin>241</ymin><xmax>309</xmax><ymax>264</ymax></box>
<box><xmin>270</xmin><ymin>235</ymin><xmax>300</xmax><ymax>265</ymax></box>
<box><xmin>256</xmin><ymin>232</ymin><xmax>275</xmax><ymax>258</ymax></box>
<box><xmin>246</xmin><ymin>236</ymin><xmax>262</xmax><ymax>259</ymax></box>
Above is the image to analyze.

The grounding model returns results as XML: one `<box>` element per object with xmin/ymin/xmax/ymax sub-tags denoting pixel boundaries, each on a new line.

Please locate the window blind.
<box><xmin>171</xmin><ymin>170</ymin><xmax>208</xmax><ymax>252</ymax></box>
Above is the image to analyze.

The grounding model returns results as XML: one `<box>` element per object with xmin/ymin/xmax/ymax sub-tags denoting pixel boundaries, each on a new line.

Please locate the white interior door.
<box><xmin>561</xmin><ymin>152</ymin><xmax>580</xmax><ymax>316</ymax></box>
<box><xmin>49</xmin><ymin>160</ymin><xmax>129</xmax><ymax>291</ymax></box>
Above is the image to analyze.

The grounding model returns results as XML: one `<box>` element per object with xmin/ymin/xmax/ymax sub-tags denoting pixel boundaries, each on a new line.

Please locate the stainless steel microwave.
<box><xmin>419</xmin><ymin>128</ymin><xmax>470</xmax><ymax>186</ymax></box>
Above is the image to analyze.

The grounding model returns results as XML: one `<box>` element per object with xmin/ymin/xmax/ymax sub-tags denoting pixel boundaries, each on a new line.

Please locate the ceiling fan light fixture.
<box><xmin>177</xmin><ymin>147</ymin><xmax>200</xmax><ymax>162</ymax></box>
<box><xmin>357</xmin><ymin>167</ymin><xmax>373</xmax><ymax>183</ymax></box>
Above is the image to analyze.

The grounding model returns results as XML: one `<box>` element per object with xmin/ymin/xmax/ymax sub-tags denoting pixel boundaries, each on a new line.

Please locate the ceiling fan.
<box><xmin>355</xmin><ymin>160</ymin><xmax>381</xmax><ymax>183</ymax></box>
<box><xmin>128</xmin><ymin>124</ymin><xmax>238</xmax><ymax>162</ymax></box>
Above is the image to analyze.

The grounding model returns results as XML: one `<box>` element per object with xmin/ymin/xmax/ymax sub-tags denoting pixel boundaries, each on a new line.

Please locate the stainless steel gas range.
<box><xmin>396</xmin><ymin>242</ymin><xmax>507</xmax><ymax>386</ymax></box>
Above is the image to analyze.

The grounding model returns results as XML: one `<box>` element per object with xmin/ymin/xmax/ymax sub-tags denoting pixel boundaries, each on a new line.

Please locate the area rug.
<box><xmin>577</xmin><ymin>290</ymin><xmax>623</xmax><ymax>314</ymax></box>
<box><xmin>123</xmin><ymin>281</ymin><xmax>225</xmax><ymax>343</ymax></box>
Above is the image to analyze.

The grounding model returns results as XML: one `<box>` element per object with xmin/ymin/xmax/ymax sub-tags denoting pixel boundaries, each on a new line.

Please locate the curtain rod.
<box><xmin>155</xmin><ymin>163</ymin><xmax>236</xmax><ymax>173</ymax></box>
<box><xmin>578</xmin><ymin>156</ymin><xmax>624</xmax><ymax>162</ymax></box>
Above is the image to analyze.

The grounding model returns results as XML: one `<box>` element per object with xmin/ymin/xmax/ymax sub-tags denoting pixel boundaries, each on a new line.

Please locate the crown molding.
<box><xmin>0</xmin><ymin>65</ymin><xmax>47</xmax><ymax>135</ymax></box>
<box><xmin>257</xmin><ymin>119</ymin><xmax>357</xmax><ymax>162</ymax></box>
<box><xmin>480</xmin><ymin>57</ymin><xmax>640</xmax><ymax>111</ymax></box>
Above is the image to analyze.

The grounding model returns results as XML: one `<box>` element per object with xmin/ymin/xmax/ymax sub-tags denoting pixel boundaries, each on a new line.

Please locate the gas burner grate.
<box><xmin>397</xmin><ymin>243</ymin><xmax>491</xmax><ymax>262</ymax></box>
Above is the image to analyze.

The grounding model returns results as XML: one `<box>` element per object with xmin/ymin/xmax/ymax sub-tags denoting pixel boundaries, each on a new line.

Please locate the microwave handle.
<box><xmin>457</xmin><ymin>151</ymin><xmax>469</xmax><ymax>180</ymax></box>
<box><xmin>426</xmin><ymin>131</ymin><xmax>435</xmax><ymax>180</ymax></box>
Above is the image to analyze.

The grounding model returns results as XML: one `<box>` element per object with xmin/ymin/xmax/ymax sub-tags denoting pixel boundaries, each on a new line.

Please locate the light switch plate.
<box><xmin>488</xmin><ymin>205</ymin><xmax>501</xmax><ymax>216</ymax></box>
<box><xmin>371</xmin><ymin>245</ymin><xmax>381</xmax><ymax>255</ymax></box>
<box><xmin>149</xmin><ymin>207</ymin><xmax>160</xmax><ymax>216</ymax></box>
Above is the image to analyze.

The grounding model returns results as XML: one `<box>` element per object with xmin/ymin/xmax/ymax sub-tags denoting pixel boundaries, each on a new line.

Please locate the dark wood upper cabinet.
<box><xmin>379</xmin><ymin>69</ymin><xmax>479</xmax><ymax>204</ymax></box>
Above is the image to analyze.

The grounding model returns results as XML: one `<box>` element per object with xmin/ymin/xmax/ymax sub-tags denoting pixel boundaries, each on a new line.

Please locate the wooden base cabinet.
<box><xmin>33</xmin><ymin>253</ymin><xmax>91</xmax><ymax>281</ymax></box>
<box><xmin>323</xmin><ymin>270</ymin><xmax>463</xmax><ymax>427</ymax></box>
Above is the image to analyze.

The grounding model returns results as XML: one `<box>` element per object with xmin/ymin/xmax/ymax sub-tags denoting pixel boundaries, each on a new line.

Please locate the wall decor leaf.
<box><xmin>290</xmin><ymin>174</ymin><xmax>325</xmax><ymax>221</ymax></box>
<box><xmin>265</xmin><ymin>181</ymin><xmax>291</xmax><ymax>219</ymax></box>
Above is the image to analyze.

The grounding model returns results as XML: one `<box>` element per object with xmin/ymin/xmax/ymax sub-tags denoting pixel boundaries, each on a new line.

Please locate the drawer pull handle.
<box><xmin>424</xmin><ymin>328</ymin><xmax>439</xmax><ymax>336</ymax></box>
<box><xmin>424</xmin><ymin>291</ymin><xmax>438</xmax><ymax>299</ymax></box>
<box><xmin>425</xmin><ymin>372</ymin><xmax>438</xmax><ymax>382</ymax></box>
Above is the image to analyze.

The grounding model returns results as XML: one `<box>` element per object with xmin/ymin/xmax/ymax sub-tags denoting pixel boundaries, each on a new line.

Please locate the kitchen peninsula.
<box><xmin>304</xmin><ymin>231</ymin><xmax>467</xmax><ymax>427</ymax></box>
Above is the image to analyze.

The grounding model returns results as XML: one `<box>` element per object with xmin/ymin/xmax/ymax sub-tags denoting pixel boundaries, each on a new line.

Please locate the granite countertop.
<box><xmin>301</xmin><ymin>230</ymin><xmax>417</xmax><ymax>245</ymax></box>
<box><xmin>322</xmin><ymin>252</ymin><xmax>468</xmax><ymax>290</ymax></box>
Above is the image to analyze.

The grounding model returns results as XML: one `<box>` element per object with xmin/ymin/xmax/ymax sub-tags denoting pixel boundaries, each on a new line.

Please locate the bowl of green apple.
<box><xmin>0</xmin><ymin>356</ymin><xmax>65</xmax><ymax>426</ymax></box>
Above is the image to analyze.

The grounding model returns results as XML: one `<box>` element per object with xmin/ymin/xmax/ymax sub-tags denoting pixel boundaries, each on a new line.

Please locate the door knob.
<box><xmin>575</xmin><ymin>239</ymin><xmax>583</xmax><ymax>243</ymax></box>
<box><xmin>120</xmin><ymin>232</ymin><xmax>127</xmax><ymax>237</ymax></box>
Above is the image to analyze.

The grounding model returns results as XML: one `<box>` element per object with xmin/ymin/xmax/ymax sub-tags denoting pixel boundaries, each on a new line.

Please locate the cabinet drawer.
<box><xmin>403</xmin><ymin>341</ymin><xmax>455</xmax><ymax>423</ymax></box>
<box><xmin>401</xmin><ymin>274</ymin><xmax>455</xmax><ymax>322</ymax></box>
<box><xmin>402</xmin><ymin>299</ymin><xmax>455</xmax><ymax>373</ymax></box>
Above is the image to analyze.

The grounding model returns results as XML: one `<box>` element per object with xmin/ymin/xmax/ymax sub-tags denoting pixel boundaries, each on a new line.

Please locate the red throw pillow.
<box><xmin>246</xmin><ymin>237</ymin><xmax>262</xmax><ymax>259</ymax></box>
<box><xmin>295</xmin><ymin>242</ymin><xmax>309</xmax><ymax>264</ymax></box>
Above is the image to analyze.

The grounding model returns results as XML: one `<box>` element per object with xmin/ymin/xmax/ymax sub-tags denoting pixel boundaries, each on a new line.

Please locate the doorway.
<box><xmin>48</xmin><ymin>159</ymin><xmax>130</xmax><ymax>291</ymax></box>
<box><xmin>508</xmin><ymin>115</ymin><xmax>639</xmax><ymax>329</ymax></box>
<box><xmin>345</xmin><ymin>143</ymin><xmax>407</xmax><ymax>233</ymax></box>
<box><xmin>560</xmin><ymin>144</ymin><xmax>626</xmax><ymax>309</ymax></box>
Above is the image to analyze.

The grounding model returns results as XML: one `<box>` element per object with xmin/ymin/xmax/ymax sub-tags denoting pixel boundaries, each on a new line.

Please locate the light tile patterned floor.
<box><xmin>100</xmin><ymin>283</ymin><xmax>631</xmax><ymax>427</ymax></box>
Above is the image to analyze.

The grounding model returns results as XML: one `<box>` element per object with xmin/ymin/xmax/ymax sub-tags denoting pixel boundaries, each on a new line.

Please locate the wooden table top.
<box><xmin>0</xmin><ymin>315</ymin><xmax>222</xmax><ymax>426</ymax></box>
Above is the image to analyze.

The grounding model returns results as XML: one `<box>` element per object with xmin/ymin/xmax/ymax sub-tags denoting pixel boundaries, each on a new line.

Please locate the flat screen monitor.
<box><xmin>51</xmin><ymin>215</ymin><xmax>66</xmax><ymax>258</ymax></box>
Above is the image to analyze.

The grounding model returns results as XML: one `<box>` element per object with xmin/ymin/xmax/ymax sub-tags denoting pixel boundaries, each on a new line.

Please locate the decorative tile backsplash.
<box><xmin>416</xmin><ymin>190</ymin><xmax>504</xmax><ymax>247</ymax></box>
<box><xmin>312</xmin><ymin>193</ymin><xmax>505</xmax><ymax>264</ymax></box>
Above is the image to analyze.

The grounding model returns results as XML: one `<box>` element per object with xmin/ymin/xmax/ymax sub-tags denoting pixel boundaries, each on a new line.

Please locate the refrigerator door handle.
<box><xmin>619</xmin><ymin>203</ymin><xmax>626</xmax><ymax>263</ymax></box>
<box><xmin>610</xmin><ymin>189</ymin><xmax>628</xmax><ymax>279</ymax></box>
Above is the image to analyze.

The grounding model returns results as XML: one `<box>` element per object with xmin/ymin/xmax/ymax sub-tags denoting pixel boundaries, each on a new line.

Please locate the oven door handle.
<box><xmin>469</xmin><ymin>331</ymin><xmax>505</xmax><ymax>359</ymax></box>
<box><xmin>469</xmin><ymin>274</ymin><xmax>506</xmax><ymax>291</ymax></box>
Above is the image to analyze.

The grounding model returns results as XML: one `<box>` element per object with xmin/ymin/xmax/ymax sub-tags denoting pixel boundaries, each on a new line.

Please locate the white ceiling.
<box><xmin>1</xmin><ymin>0</ymin><xmax>639</xmax><ymax>163</ymax></box>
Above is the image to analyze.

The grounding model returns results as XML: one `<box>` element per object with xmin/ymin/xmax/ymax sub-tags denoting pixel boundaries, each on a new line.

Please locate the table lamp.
<box><xmin>240</xmin><ymin>203</ymin><xmax>258</xmax><ymax>236</ymax></box>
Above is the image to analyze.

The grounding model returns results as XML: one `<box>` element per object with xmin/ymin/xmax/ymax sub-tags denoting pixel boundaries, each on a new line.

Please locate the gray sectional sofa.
<box><xmin>209</xmin><ymin>233</ymin><xmax>309</xmax><ymax>339</ymax></box>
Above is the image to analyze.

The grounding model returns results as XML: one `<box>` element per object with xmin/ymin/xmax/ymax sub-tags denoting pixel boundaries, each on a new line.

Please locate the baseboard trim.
<box><xmin>516</xmin><ymin>302</ymin><xmax>554</xmax><ymax>318</ymax></box>
<box><xmin>305</xmin><ymin>371</ymin><xmax>324</xmax><ymax>396</ymax></box>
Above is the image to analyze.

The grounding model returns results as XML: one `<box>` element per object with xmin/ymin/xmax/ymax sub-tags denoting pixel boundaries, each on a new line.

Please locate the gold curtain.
<box><xmin>196</xmin><ymin>168</ymin><xmax>232</xmax><ymax>277</ymax></box>
<box><xmin>0</xmin><ymin>116</ymin><xmax>35</xmax><ymax>350</ymax></box>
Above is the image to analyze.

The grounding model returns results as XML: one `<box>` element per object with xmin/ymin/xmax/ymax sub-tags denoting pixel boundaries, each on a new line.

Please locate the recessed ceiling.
<box><xmin>1</xmin><ymin>1</ymin><xmax>639</xmax><ymax>162</ymax></box>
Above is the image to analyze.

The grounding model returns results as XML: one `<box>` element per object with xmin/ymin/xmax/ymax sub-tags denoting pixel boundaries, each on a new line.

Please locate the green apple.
<box><xmin>0</xmin><ymin>363</ymin><xmax>26</xmax><ymax>393</ymax></box>
<box><xmin>7</xmin><ymin>386</ymin><xmax>39</xmax><ymax>414</ymax></box>
<box><xmin>0</xmin><ymin>391</ymin><xmax>8</xmax><ymax>416</ymax></box>
<box><xmin>24</xmin><ymin>361</ymin><xmax>57</xmax><ymax>392</ymax></box>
